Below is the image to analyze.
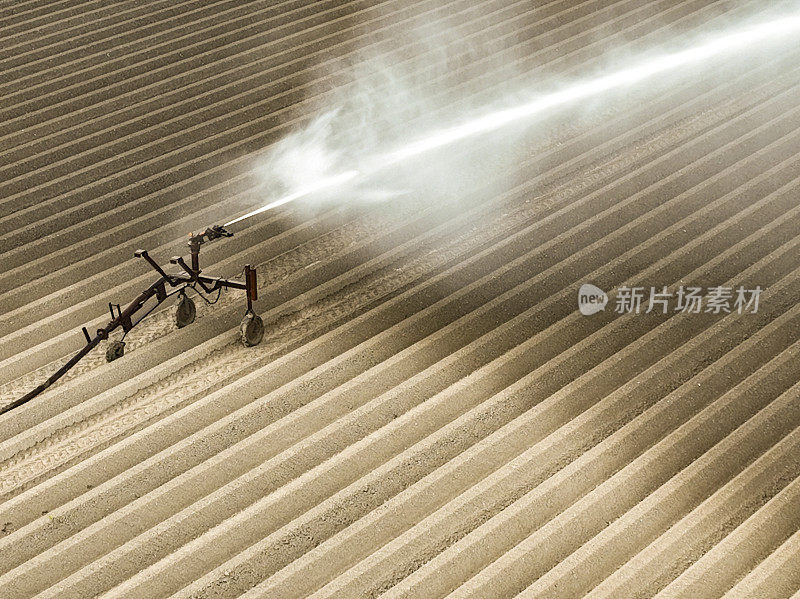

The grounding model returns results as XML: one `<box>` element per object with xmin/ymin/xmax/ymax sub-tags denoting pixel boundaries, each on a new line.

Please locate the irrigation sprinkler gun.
<box><xmin>5</xmin><ymin>225</ymin><xmax>262</xmax><ymax>414</ymax></box>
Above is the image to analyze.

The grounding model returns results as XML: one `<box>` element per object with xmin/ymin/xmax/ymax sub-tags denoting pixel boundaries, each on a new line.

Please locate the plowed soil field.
<box><xmin>1</xmin><ymin>1</ymin><xmax>799</xmax><ymax>597</ymax></box>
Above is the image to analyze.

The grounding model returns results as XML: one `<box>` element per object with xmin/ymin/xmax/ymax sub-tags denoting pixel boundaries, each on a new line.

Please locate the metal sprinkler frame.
<box><xmin>3</xmin><ymin>225</ymin><xmax>262</xmax><ymax>415</ymax></box>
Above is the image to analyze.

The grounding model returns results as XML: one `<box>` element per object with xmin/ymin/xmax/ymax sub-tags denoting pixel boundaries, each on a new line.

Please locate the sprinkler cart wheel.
<box><xmin>106</xmin><ymin>340</ymin><xmax>126</xmax><ymax>362</ymax></box>
<box><xmin>175</xmin><ymin>292</ymin><xmax>196</xmax><ymax>328</ymax></box>
<box><xmin>240</xmin><ymin>311</ymin><xmax>264</xmax><ymax>347</ymax></box>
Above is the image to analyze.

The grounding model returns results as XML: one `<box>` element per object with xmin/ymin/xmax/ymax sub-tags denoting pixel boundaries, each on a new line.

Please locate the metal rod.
<box><xmin>135</xmin><ymin>249</ymin><xmax>176</xmax><ymax>284</ymax></box>
<box><xmin>245</xmin><ymin>265</ymin><xmax>257</xmax><ymax>312</ymax></box>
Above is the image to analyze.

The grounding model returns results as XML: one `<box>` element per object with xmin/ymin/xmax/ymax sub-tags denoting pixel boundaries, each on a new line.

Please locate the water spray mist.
<box><xmin>225</xmin><ymin>12</ymin><xmax>800</xmax><ymax>227</ymax></box>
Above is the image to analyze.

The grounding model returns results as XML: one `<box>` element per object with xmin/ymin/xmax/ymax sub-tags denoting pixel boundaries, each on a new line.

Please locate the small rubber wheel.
<box><xmin>106</xmin><ymin>340</ymin><xmax>126</xmax><ymax>362</ymax></box>
<box><xmin>240</xmin><ymin>311</ymin><xmax>264</xmax><ymax>347</ymax></box>
<box><xmin>175</xmin><ymin>293</ymin><xmax>196</xmax><ymax>328</ymax></box>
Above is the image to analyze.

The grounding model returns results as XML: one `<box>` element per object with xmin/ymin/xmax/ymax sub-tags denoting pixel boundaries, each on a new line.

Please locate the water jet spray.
<box><xmin>226</xmin><ymin>12</ymin><xmax>800</xmax><ymax>226</ymax></box>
